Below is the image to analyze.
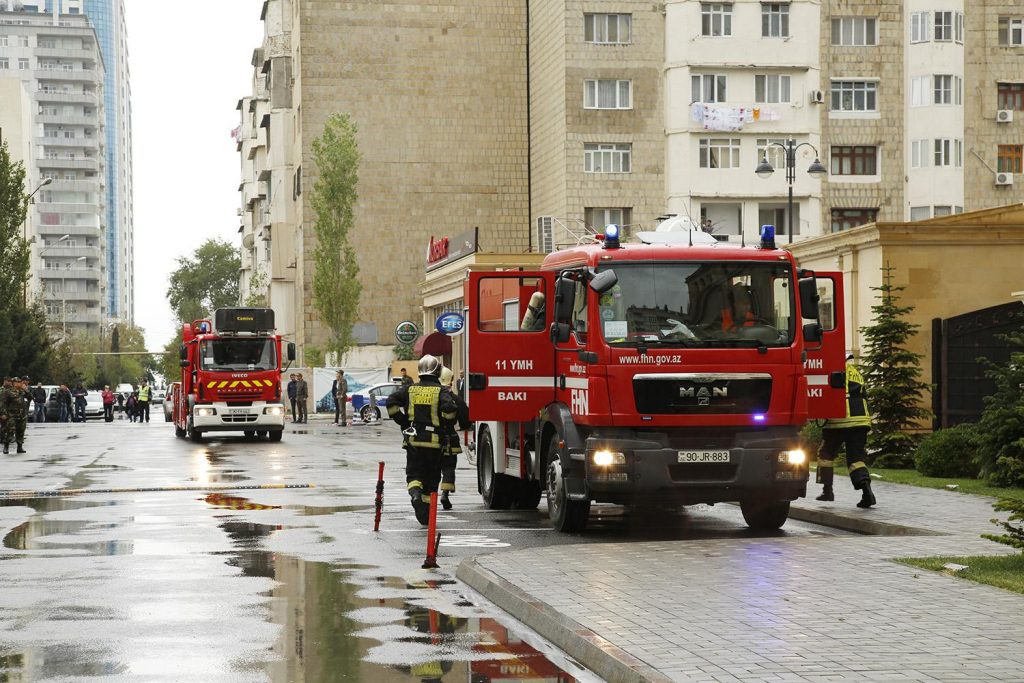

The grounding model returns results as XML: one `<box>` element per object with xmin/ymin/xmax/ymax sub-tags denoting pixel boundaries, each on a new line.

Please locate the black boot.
<box><xmin>857</xmin><ymin>480</ymin><xmax>876</xmax><ymax>508</ymax></box>
<box><xmin>409</xmin><ymin>486</ymin><xmax>429</xmax><ymax>525</ymax></box>
<box><xmin>16</xmin><ymin>443</ymin><xmax>25</xmax><ymax>454</ymax></box>
<box><xmin>2</xmin><ymin>444</ymin><xmax>8</xmax><ymax>455</ymax></box>
<box><xmin>816</xmin><ymin>487</ymin><xmax>834</xmax><ymax>501</ymax></box>
<box><xmin>441</xmin><ymin>491</ymin><xmax>452</xmax><ymax>510</ymax></box>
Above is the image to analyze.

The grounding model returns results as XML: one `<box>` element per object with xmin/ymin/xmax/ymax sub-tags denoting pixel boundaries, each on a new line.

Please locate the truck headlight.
<box><xmin>779</xmin><ymin>449</ymin><xmax>806</xmax><ymax>465</ymax></box>
<box><xmin>195</xmin><ymin>407</ymin><xmax>216</xmax><ymax>417</ymax></box>
<box><xmin>593</xmin><ymin>449</ymin><xmax>626</xmax><ymax>466</ymax></box>
<box><xmin>263</xmin><ymin>405</ymin><xmax>284</xmax><ymax>416</ymax></box>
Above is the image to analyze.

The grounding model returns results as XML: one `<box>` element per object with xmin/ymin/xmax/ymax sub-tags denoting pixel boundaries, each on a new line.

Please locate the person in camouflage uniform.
<box><xmin>1</xmin><ymin>377</ymin><xmax>30</xmax><ymax>454</ymax></box>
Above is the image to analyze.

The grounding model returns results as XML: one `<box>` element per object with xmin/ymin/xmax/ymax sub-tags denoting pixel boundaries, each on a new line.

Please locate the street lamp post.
<box><xmin>755</xmin><ymin>139</ymin><xmax>827</xmax><ymax>243</ymax></box>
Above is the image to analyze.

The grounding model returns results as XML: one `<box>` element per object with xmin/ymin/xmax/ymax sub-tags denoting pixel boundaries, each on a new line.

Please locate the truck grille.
<box><xmin>633</xmin><ymin>376</ymin><xmax>771</xmax><ymax>415</ymax></box>
<box><xmin>668</xmin><ymin>463</ymin><xmax>738</xmax><ymax>482</ymax></box>
<box><xmin>222</xmin><ymin>414</ymin><xmax>258</xmax><ymax>423</ymax></box>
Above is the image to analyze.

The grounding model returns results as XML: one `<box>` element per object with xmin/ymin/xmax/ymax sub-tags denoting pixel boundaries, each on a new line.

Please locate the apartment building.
<box><xmin>667</xmin><ymin>0</ymin><xmax>824</xmax><ymax>242</ymax></box>
<box><xmin>239</xmin><ymin>0</ymin><xmax>531</xmax><ymax>361</ymax></box>
<box><xmin>531</xmin><ymin>1</ymin><xmax>665</xmax><ymax>250</ymax></box>
<box><xmin>0</xmin><ymin>5</ymin><xmax>107</xmax><ymax>335</ymax></box>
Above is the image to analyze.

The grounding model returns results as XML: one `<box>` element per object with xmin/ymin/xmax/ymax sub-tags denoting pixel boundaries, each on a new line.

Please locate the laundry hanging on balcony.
<box><xmin>690</xmin><ymin>103</ymin><xmax>780</xmax><ymax>131</ymax></box>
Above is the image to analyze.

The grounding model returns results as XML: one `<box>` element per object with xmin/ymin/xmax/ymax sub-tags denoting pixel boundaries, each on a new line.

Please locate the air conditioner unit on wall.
<box><xmin>810</xmin><ymin>90</ymin><xmax>825</xmax><ymax>105</ymax></box>
<box><xmin>996</xmin><ymin>172</ymin><xmax>1014</xmax><ymax>186</ymax></box>
<box><xmin>997</xmin><ymin>109</ymin><xmax>1014</xmax><ymax>123</ymax></box>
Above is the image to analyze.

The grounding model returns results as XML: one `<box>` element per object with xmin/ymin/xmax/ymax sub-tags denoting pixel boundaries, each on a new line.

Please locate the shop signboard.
<box><xmin>395</xmin><ymin>320</ymin><xmax>420</xmax><ymax>344</ymax></box>
<box><xmin>425</xmin><ymin>226</ymin><xmax>479</xmax><ymax>272</ymax></box>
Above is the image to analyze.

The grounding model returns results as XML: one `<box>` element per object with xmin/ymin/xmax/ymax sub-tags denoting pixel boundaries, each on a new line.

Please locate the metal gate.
<box><xmin>932</xmin><ymin>302</ymin><xmax>1024</xmax><ymax>428</ymax></box>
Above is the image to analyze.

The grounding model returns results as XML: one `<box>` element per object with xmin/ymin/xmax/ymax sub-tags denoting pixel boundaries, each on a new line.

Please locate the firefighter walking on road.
<box><xmin>1</xmin><ymin>377</ymin><xmax>30</xmax><ymax>454</ymax></box>
<box><xmin>386</xmin><ymin>354</ymin><xmax>459</xmax><ymax>525</ymax></box>
<box><xmin>816</xmin><ymin>354</ymin><xmax>876</xmax><ymax>508</ymax></box>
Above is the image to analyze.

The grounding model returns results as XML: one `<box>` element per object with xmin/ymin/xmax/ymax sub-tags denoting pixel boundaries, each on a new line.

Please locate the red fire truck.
<box><xmin>173</xmin><ymin>308</ymin><xmax>295</xmax><ymax>443</ymax></box>
<box><xmin>466</xmin><ymin>224</ymin><xmax>846</xmax><ymax>532</ymax></box>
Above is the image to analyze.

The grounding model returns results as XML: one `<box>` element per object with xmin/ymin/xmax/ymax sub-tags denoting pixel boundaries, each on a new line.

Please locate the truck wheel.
<box><xmin>477</xmin><ymin>425</ymin><xmax>513</xmax><ymax>509</ymax></box>
<box><xmin>188</xmin><ymin>418</ymin><xmax>203</xmax><ymax>443</ymax></box>
<box><xmin>546</xmin><ymin>442</ymin><xmax>589</xmax><ymax>533</ymax></box>
<box><xmin>174</xmin><ymin>425</ymin><xmax>186</xmax><ymax>438</ymax></box>
<box><xmin>740</xmin><ymin>499</ymin><xmax>790</xmax><ymax>531</ymax></box>
<box><xmin>268</xmin><ymin>430</ymin><xmax>283</xmax><ymax>442</ymax></box>
<box><xmin>516</xmin><ymin>480</ymin><xmax>543</xmax><ymax>509</ymax></box>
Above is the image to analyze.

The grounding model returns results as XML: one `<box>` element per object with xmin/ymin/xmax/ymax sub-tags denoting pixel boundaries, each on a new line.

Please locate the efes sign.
<box><xmin>425</xmin><ymin>226</ymin><xmax>479</xmax><ymax>272</ymax></box>
<box><xmin>435</xmin><ymin>312</ymin><xmax>465</xmax><ymax>336</ymax></box>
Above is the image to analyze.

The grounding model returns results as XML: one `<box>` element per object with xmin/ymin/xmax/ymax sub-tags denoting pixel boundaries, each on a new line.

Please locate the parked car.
<box><xmin>151</xmin><ymin>389</ymin><xmax>165</xmax><ymax>405</ymax></box>
<box><xmin>350</xmin><ymin>382</ymin><xmax>401</xmax><ymax>423</ymax></box>
<box><xmin>84</xmin><ymin>391</ymin><xmax>105</xmax><ymax>420</ymax></box>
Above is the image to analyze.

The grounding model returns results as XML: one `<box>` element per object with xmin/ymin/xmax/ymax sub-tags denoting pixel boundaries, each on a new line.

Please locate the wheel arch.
<box><xmin>539</xmin><ymin>402</ymin><xmax>585</xmax><ymax>470</ymax></box>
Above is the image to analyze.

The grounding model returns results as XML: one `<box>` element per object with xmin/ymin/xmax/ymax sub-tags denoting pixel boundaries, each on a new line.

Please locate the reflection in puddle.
<box><xmin>216</xmin><ymin>522</ymin><xmax>582</xmax><ymax>681</ymax></box>
<box><xmin>1</xmin><ymin>497</ymin><xmax>129</xmax><ymax>555</ymax></box>
<box><xmin>0</xmin><ymin>646</ymin><xmax>127</xmax><ymax>678</ymax></box>
<box><xmin>204</xmin><ymin>493</ymin><xmax>280</xmax><ymax>511</ymax></box>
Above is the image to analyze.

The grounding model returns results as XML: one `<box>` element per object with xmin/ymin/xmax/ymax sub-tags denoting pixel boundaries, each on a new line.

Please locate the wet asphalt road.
<box><xmin>0</xmin><ymin>415</ymin><xmax>848</xmax><ymax>682</ymax></box>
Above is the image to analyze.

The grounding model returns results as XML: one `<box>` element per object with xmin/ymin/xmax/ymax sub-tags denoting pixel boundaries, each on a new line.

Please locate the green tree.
<box><xmin>0</xmin><ymin>140</ymin><xmax>51</xmax><ymax>380</ymax></box>
<box><xmin>166</xmin><ymin>238</ymin><xmax>241</xmax><ymax>325</ymax></box>
<box><xmin>310</xmin><ymin>113</ymin><xmax>362</xmax><ymax>363</ymax></box>
<box><xmin>160</xmin><ymin>329</ymin><xmax>184</xmax><ymax>386</ymax></box>
<box><xmin>242</xmin><ymin>269</ymin><xmax>269</xmax><ymax>307</ymax></box>
<box><xmin>859</xmin><ymin>265</ymin><xmax>932</xmax><ymax>468</ymax></box>
<box><xmin>975</xmin><ymin>330</ymin><xmax>1024</xmax><ymax>487</ymax></box>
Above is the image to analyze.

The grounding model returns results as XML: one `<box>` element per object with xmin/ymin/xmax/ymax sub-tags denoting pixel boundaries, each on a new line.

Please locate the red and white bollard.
<box><xmin>422</xmin><ymin>491</ymin><xmax>441</xmax><ymax>569</ymax></box>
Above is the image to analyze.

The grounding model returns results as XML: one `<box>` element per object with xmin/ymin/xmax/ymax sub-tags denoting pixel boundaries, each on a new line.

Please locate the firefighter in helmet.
<box><xmin>816</xmin><ymin>354</ymin><xmax>876</xmax><ymax>508</ymax></box>
<box><xmin>386</xmin><ymin>354</ymin><xmax>459</xmax><ymax>525</ymax></box>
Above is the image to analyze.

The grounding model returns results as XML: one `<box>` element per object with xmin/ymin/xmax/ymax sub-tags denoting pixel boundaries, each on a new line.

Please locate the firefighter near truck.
<box><xmin>466</xmin><ymin>223</ymin><xmax>847</xmax><ymax>533</ymax></box>
<box><xmin>173</xmin><ymin>308</ymin><xmax>295</xmax><ymax>443</ymax></box>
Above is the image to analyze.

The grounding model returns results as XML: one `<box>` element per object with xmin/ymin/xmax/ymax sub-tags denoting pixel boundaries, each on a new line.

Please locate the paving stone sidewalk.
<box><xmin>458</xmin><ymin>481</ymin><xmax>1024</xmax><ymax>683</ymax></box>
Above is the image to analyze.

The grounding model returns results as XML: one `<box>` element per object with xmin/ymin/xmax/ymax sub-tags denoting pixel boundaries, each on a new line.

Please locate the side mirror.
<box><xmin>553</xmin><ymin>276</ymin><xmax>576</xmax><ymax>324</ymax></box>
<box><xmin>802</xmin><ymin>322</ymin><xmax>823</xmax><ymax>344</ymax></box>
<box><xmin>550</xmin><ymin>321</ymin><xmax>571</xmax><ymax>344</ymax></box>
<box><xmin>179</xmin><ymin>359</ymin><xmax>190</xmax><ymax>368</ymax></box>
<box><xmin>287</xmin><ymin>342</ymin><xmax>296</xmax><ymax>361</ymax></box>
<box><xmin>588</xmin><ymin>269</ymin><xmax>618</xmax><ymax>295</ymax></box>
<box><xmin>179</xmin><ymin>343</ymin><xmax>187</xmax><ymax>361</ymax></box>
<box><xmin>799</xmin><ymin>277</ymin><xmax>820</xmax><ymax>320</ymax></box>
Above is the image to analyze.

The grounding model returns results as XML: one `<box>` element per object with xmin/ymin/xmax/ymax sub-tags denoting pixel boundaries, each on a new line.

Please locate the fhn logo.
<box><xmin>570</xmin><ymin>388</ymin><xmax>589</xmax><ymax>415</ymax></box>
<box><xmin>680</xmin><ymin>386</ymin><xmax>727</xmax><ymax>406</ymax></box>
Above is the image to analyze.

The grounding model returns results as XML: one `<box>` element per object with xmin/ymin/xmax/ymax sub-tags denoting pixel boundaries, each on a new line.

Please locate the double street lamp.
<box><xmin>755</xmin><ymin>139</ymin><xmax>827</xmax><ymax>242</ymax></box>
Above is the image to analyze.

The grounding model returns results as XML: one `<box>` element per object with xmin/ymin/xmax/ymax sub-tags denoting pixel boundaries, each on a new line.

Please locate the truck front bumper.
<box><xmin>192</xmin><ymin>402</ymin><xmax>286</xmax><ymax>432</ymax></box>
<box><xmin>582</xmin><ymin>427</ymin><xmax>809</xmax><ymax>505</ymax></box>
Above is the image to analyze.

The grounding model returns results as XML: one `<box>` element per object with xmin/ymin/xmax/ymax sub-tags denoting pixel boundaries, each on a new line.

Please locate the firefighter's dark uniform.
<box><xmin>386</xmin><ymin>374</ymin><xmax>459</xmax><ymax>524</ymax></box>
<box><xmin>439</xmin><ymin>393</ymin><xmax>471</xmax><ymax>509</ymax></box>
<box><xmin>817</xmin><ymin>360</ymin><xmax>876</xmax><ymax>507</ymax></box>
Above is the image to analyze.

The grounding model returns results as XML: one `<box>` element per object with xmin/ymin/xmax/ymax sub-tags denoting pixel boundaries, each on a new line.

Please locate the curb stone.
<box><xmin>457</xmin><ymin>557</ymin><xmax>673</xmax><ymax>683</ymax></box>
<box><xmin>786</xmin><ymin>502</ymin><xmax>945</xmax><ymax>536</ymax></box>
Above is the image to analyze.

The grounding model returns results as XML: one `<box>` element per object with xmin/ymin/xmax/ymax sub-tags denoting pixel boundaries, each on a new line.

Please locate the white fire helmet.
<box><xmin>418</xmin><ymin>354</ymin><xmax>442</xmax><ymax>377</ymax></box>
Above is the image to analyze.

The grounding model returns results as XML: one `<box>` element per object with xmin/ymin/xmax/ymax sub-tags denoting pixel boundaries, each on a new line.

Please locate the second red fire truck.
<box><xmin>465</xmin><ymin>223</ymin><xmax>847</xmax><ymax>532</ymax></box>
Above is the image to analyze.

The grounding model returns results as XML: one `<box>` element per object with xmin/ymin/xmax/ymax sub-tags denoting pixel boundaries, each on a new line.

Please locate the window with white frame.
<box><xmin>584</xmin><ymin>143</ymin><xmax>632</xmax><ymax>173</ymax></box>
<box><xmin>830</xmin><ymin>80</ymin><xmax>877</xmax><ymax>112</ymax></box>
<box><xmin>999</xmin><ymin>17</ymin><xmax>1024</xmax><ymax>46</ymax></box>
<box><xmin>911</xmin><ymin>11</ymin><xmax>930</xmax><ymax>43</ymax></box>
<box><xmin>761</xmin><ymin>3</ymin><xmax>789</xmax><ymax>38</ymax></box>
<box><xmin>933</xmin><ymin>138</ymin><xmax>963</xmax><ymax>167</ymax></box>
<box><xmin>755</xmin><ymin>74</ymin><xmax>790</xmax><ymax>103</ymax></box>
<box><xmin>832</xmin><ymin>16</ymin><xmax>876</xmax><ymax>46</ymax></box>
<box><xmin>699</xmin><ymin>138</ymin><xmax>741</xmax><ymax>169</ymax></box>
<box><xmin>584</xmin><ymin>13</ymin><xmax>631</xmax><ymax>44</ymax></box>
<box><xmin>911</xmin><ymin>139</ymin><xmax>930</xmax><ymax>168</ymax></box>
<box><xmin>18</xmin><ymin>36</ymin><xmax>27</xmax><ymax>47</ymax></box>
<box><xmin>757</xmin><ymin>138</ymin><xmax>787</xmax><ymax>169</ymax></box>
<box><xmin>911</xmin><ymin>76</ymin><xmax>929</xmax><ymax>107</ymax></box>
<box><xmin>692</xmin><ymin>74</ymin><xmax>727</xmax><ymax>103</ymax></box>
<box><xmin>701</xmin><ymin>3</ymin><xmax>733</xmax><ymax>37</ymax></box>
<box><xmin>910</xmin><ymin>206</ymin><xmax>931</xmax><ymax>221</ymax></box>
<box><xmin>17</xmin><ymin>58</ymin><xmax>28</xmax><ymax>70</ymax></box>
<box><xmin>955</xmin><ymin>12</ymin><xmax>964</xmax><ymax>43</ymax></box>
<box><xmin>584</xmin><ymin>79</ymin><xmax>632</xmax><ymax>109</ymax></box>
<box><xmin>934</xmin><ymin>11</ymin><xmax>954</xmax><ymax>41</ymax></box>
<box><xmin>0</xmin><ymin>36</ymin><xmax>6</xmax><ymax>47</ymax></box>
<box><xmin>0</xmin><ymin>58</ymin><xmax>8</xmax><ymax>70</ymax></box>
<box><xmin>933</xmin><ymin>75</ymin><xmax>962</xmax><ymax>105</ymax></box>
<box><xmin>585</xmin><ymin>207</ymin><xmax>632</xmax><ymax>234</ymax></box>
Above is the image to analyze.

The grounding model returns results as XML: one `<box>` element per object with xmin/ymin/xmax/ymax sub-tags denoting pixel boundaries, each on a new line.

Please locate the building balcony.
<box><xmin>37</xmin><ymin>157</ymin><xmax>101</xmax><ymax>171</ymax></box>
<box><xmin>37</xmin><ymin>223</ymin><xmax>101</xmax><ymax>238</ymax></box>
<box><xmin>36</xmin><ymin>202</ymin><xmax>102</xmax><ymax>213</ymax></box>
<box><xmin>42</xmin><ymin>289</ymin><xmax>102</xmax><ymax>304</ymax></box>
<box><xmin>35</xmin><ymin>68</ymin><xmax>101</xmax><ymax>82</ymax></box>
<box><xmin>55</xmin><ymin>310</ymin><xmax>103</xmax><ymax>325</ymax></box>
<box><xmin>37</xmin><ymin>113</ymin><xmax>99</xmax><ymax>126</ymax></box>
<box><xmin>36</xmin><ymin>90</ymin><xmax>99</xmax><ymax>105</ymax></box>
<box><xmin>37</xmin><ymin>136</ymin><xmax>101</xmax><ymax>149</ymax></box>
<box><xmin>42</xmin><ymin>267</ymin><xmax>102</xmax><ymax>281</ymax></box>
<box><xmin>39</xmin><ymin>245</ymin><xmax>102</xmax><ymax>260</ymax></box>
<box><xmin>47</xmin><ymin>179</ymin><xmax>101</xmax><ymax>193</ymax></box>
<box><xmin>34</xmin><ymin>47</ymin><xmax>97</xmax><ymax>61</ymax></box>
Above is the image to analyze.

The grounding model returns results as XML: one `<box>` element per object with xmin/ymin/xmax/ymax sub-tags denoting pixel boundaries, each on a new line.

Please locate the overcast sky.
<box><xmin>125</xmin><ymin>0</ymin><xmax>264</xmax><ymax>349</ymax></box>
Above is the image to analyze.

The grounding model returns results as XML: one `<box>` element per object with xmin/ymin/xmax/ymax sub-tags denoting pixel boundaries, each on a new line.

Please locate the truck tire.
<box><xmin>188</xmin><ymin>418</ymin><xmax>203</xmax><ymax>443</ymax></box>
<box><xmin>268</xmin><ymin>430</ymin><xmax>283</xmax><ymax>442</ymax></box>
<box><xmin>516</xmin><ymin>480</ymin><xmax>543</xmax><ymax>509</ymax></box>
<box><xmin>477</xmin><ymin>425</ymin><xmax>514</xmax><ymax>509</ymax></box>
<box><xmin>740</xmin><ymin>499</ymin><xmax>790</xmax><ymax>531</ymax></box>
<box><xmin>546</xmin><ymin>442</ymin><xmax>589</xmax><ymax>533</ymax></box>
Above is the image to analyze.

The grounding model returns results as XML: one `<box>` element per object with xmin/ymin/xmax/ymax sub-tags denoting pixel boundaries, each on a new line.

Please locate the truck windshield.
<box><xmin>199</xmin><ymin>339</ymin><xmax>277</xmax><ymax>371</ymax></box>
<box><xmin>598</xmin><ymin>261</ymin><xmax>795</xmax><ymax>348</ymax></box>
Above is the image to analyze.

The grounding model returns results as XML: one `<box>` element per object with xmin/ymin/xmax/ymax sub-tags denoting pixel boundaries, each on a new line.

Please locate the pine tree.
<box><xmin>975</xmin><ymin>330</ymin><xmax>1024</xmax><ymax>487</ymax></box>
<box><xmin>859</xmin><ymin>265</ymin><xmax>931</xmax><ymax>468</ymax></box>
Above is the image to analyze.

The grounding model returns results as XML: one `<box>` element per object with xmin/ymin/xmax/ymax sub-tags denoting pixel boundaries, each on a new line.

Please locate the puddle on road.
<box><xmin>214</xmin><ymin>521</ymin><xmax>586</xmax><ymax>681</ymax></box>
<box><xmin>2</xmin><ymin>497</ymin><xmax>130</xmax><ymax>555</ymax></box>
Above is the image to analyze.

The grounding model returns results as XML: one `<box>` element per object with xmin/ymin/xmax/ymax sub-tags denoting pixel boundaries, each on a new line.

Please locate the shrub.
<box><xmin>983</xmin><ymin>498</ymin><xmax>1024</xmax><ymax>553</ymax></box>
<box><xmin>801</xmin><ymin>421</ymin><xmax>823</xmax><ymax>458</ymax></box>
<box><xmin>913</xmin><ymin>424</ymin><xmax>982</xmax><ymax>478</ymax></box>
<box><xmin>976</xmin><ymin>332</ymin><xmax>1024</xmax><ymax>488</ymax></box>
